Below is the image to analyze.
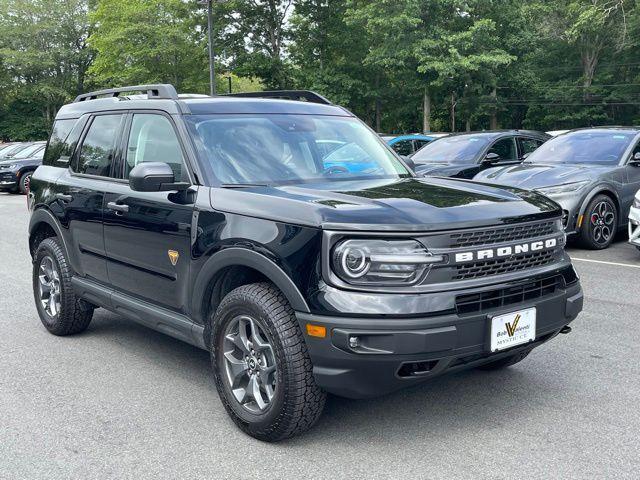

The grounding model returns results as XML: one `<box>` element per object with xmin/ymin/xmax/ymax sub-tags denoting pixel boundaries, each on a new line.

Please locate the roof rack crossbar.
<box><xmin>223</xmin><ymin>90</ymin><xmax>332</xmax><ymax>105</ymax></box>
<box><xmin>73</xmin><ymin>84</ymin><xmax>179</xmax><ymax>103</ymax></box>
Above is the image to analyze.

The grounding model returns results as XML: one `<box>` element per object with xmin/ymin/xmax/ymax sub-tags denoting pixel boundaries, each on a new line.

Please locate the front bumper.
<box><xmin>0</xmin><ymin>171</ymin><xmax>18</xmax><ymax>189</ymax></box>
<box><xmin>629</xmin><ymin>205</ymin><xmax>640</xmax><ymax>247</ymax></box>
<box><xmin>297</xmin><ymin>280</ymin><xmax>582</xmax><ymax>399</ymax></box>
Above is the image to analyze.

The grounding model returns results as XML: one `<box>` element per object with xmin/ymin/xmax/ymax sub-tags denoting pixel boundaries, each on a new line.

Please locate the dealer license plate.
<box><xmin>490</xmin><ymin>308</ymin><xmax>536</xmax><ymax>352</ymax></box>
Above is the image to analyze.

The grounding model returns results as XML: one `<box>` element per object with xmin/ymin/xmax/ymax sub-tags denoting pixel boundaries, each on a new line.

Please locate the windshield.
<box><xmin>13</xmin><ymin>144</ymin><xmax>43</xmax><ymax>159</ymax></box>
<box><xmin>0</xmin><ymin>144</ymin><xmax>29</xmax><ymax>159</ymax></box>
<box><xmin>527</xmin><ymin>131</ymin><xmax>636</xmax><ymax>165</ymax></box>
<box><xmin>186</xmin><ymin>114</ymin><xmax>409</xmax><ymax>186</ymax></box>
<box><xmin>412</xmin><ymin>135</ymin><xmax>491</xmax><ymax>164</ymax></box>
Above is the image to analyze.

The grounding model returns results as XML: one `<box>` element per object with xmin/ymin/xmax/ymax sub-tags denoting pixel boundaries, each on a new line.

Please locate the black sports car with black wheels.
<box><xmin>412</xmin><ymin>130</ymin><xmax>549</xmax><ymax>179</ymax></box>
<box><xmin>475</xmin><ymin>128</ymin><xmax>640</xmax><ymax>249</ymax></box>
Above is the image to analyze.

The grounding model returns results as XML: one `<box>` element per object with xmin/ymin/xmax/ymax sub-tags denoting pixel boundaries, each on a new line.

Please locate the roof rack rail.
<box><xmin>223</xmin><ymin>90</ymin><xmax>332</xmax><ymax>105</ymax></box>
<box><xmin>73</xmin><ymin>84</ymin><xmax>179</xmax><ymax>103</ymax></box>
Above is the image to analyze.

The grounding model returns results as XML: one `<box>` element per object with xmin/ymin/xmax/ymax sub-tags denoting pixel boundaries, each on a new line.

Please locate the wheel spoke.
<box><xmin>221</xmin><ymin>314</ymin><xmax>278</xmax><ymax>414</ymax></box>
<box><xmin>224</xmin><ymin>351</ymin><xmax>248</xmax><ymax>387</ymax></box>
<box><xmin>249</xmin><ymin>375</ymin><xmax>267</xmax><ymax>411</ymax></box>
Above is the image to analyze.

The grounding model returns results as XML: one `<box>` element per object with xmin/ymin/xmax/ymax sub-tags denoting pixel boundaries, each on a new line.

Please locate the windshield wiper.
<box><xmin>220</xmin><ymin>183</ymin><xmax>271</xmax><ymax>188</ymax></box>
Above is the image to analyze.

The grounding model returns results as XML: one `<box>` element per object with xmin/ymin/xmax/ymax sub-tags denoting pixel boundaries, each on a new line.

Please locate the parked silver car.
<box><xmin>475</xmin><ymin>128</ymin><xmax>640</xmax><ymax>249</ymax></box>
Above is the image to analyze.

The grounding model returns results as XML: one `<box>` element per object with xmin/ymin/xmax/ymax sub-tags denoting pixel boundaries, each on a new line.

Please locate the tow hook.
<box><xmin>560</xmin><ymin>325</ymin><xmax>572</xmax><ymax>334</ymax></box>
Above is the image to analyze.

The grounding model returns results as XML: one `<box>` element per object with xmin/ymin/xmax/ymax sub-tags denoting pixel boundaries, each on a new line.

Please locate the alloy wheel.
<box><xmin>590</xmin><ymin>201</ymin><xmax>615</xmax><ymax>245</ymax></box>
<box><xmin>38</xmin><ymin>255</ymin><xmax>61</xmax><ymax>318</ymax></box>
<box><xmin>222</xmin><ymin>315</ymin><xmax>278</xmax><ymax>414</ymax></box>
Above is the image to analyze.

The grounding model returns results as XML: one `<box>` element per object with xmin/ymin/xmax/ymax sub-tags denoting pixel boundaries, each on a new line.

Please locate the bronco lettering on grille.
<box><xmin>453</xmin><ymin>238</ymin><xmax>559</xmax><ymax>264</ymax></box>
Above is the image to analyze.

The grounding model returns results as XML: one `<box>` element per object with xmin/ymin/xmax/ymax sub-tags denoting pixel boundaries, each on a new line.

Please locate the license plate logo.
<box><xmin>490</xmin><ymin>308</ymin><xmax>536</xmax><ymax>352</ymax></box>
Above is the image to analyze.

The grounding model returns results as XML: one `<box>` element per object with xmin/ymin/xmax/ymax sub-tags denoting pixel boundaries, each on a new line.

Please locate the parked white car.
<box><xmin>629</xmin><ymin>190</ymin><xmax>640</xmax><ymax>251</ymax></box>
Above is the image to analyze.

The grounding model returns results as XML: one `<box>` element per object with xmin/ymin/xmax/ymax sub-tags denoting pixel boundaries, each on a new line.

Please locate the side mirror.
<box><xmin>401</xmin><ymin>155</ymin><xmax>416</xmax><ymax>171</ymax></box>
<box><xmin>129</xmin><ymin>162</ymin><xmax>189</xmax><ymax>192</ymax></box>
<box><xmin>522</xmin><ymin>152</ymin><xmax>531</xmax><ymax>160</ymax></box>
<box><xmin>483</xmin><ymin>152</ymin><xmax>500</xmax><ymax>164</ymax></box>
<box><xmin>630</xmin><ymin>152</ymin><xmax>640</xmax><ymax>166</ymax></box>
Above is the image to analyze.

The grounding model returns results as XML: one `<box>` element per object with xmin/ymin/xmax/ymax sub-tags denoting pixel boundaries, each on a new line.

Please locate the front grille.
<box><xmin>450</xmin><ymin>221</ymin><xmax>557</xmax><ymax>248</ymax></box>
<box><xmin>455</xmin><ymin>275</ymin><xmax>563</xmax><ymax>315</ymax></box>
<box><xmin>454</xmin><ymin>249</ymin><xmax>557</xmax><ymax>280</ymax></box>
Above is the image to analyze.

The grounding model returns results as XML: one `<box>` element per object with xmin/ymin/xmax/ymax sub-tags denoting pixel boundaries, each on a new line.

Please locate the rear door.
<box><xmin>102</xmin><ymin>112</ymin><xmax>195</xmax><ymax>313</ymax></box>
<box><xmin>55</xmin><ymin>113</ymin><xmax>126</xmax><ymax>281</ymax></box>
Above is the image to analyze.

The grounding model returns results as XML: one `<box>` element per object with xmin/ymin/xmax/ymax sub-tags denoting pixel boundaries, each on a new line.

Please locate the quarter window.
<box><xmin>75</xmin><ymin>115</ymin><xmax>124</xmax><ymax>177</ymax></box>
<box><xmin>125</xmin><ymin>114</ymin><xmax>187</xmax><ymax>181</ymax></box>
<box><xmin>518</xmin><ymin>137</ymin><xmax>545</xmax><ymax>157</ymax></box>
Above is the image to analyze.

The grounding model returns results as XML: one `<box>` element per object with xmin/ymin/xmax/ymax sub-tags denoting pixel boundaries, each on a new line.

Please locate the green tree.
<box><xmin>0</xmin><ymin>0</ymin><xmax>93</xmax><ymax>139</ymax></box>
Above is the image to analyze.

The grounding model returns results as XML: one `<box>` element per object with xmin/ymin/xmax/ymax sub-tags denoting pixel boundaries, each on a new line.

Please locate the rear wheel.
<box><xmin>211</xmin><ymin>282</ymin><xmax>326</xmax><ymax>441</ymax></box>
<box><xmin>33</xmin><ymin>237</ymin><xmax>94</xmax><ymax>335</ymax></box>
<box><xmin>578</xmin><ymin>194</ymin><xmax>617</xmax><ymax>250</ymax></box>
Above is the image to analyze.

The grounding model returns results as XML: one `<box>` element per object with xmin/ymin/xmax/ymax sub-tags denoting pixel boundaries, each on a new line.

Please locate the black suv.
<box><xmin>28</xmin><ymin>85</ymin><xmax>583</xmax><ymax>441</ymax></box>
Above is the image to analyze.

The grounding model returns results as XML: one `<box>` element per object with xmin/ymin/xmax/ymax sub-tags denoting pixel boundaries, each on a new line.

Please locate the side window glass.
<box><xmin>392</xmin><ymin>140</ymin><xmax>413</xmax><ymax>156</ymax></box>
<box><xmin>76</xmin><ymin>115</ymin><xmax>123</xmax><ymax>177</ymax></box>
<box><xmin>487</xmin><ymin>138</ymin><xmax>517</xmax><ymax>162</ymax></box>
<box><xmin>126</xmin><ymin>114</ymin><xmax>187</xmax><ymax>181</ymax></box>
<box><xmin>414</xmin><ymin>140</ymin><xmax>430</xmax><ymax>151</ymax></box>
<box><xmin>44</xmin><ymin>119</ymin><xmax>78</xmax><ymax>167</ymax></box>
<box><xmin>519</xmin><ymin>137</ymin><xmax>544</xmax><ymax>158</ymax></box>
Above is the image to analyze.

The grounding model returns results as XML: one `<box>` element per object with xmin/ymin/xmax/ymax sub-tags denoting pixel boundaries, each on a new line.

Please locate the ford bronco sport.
<box><xmin>28</xmin><ymin>85</ymin><xmax>583</xmax><ymax>441</ymax></box>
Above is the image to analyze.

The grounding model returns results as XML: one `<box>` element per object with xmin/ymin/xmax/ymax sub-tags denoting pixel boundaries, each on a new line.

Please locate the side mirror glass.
<box><xmin>129</xmin><ymin>162</ymin><xmax>188</xmax><ymax>192</ymax></box>
<box><xmin>401</xmin><ymin>155</ymin><xmax>416</xmax><ymax>171</ymax></box>
<box><xmin>483</xmin><ymin>152</ymin><xmax>500</xmax><ymax>163</ymax></box>
<box><xmin>629</xmin><ymin>152</ymin><xmax>640</xmax><ymax>166</ymax></box>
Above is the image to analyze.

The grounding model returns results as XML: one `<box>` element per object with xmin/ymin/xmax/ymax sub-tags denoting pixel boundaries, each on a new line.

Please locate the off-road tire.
<box><xmin>478</xmin><ymin>350</ymin><xmax>531</xmax><ymax>371</ymax></box>
<box><xmin>33</xmin><ymin>237</ymin><xmax>94</xmax><ymax>335</ymax></box>
<box><xmin>211</xmin><ymin>282</ymin><xmax>326</xmax><ymax>442</ymax></box>
<box><xmin>578</xmin><ymin>194</ymin><xmax>617</xmax><ymax>250</ymax></box>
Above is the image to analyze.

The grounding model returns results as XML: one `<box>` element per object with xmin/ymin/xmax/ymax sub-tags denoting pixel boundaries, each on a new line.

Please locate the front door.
<box><xmin>102</xmin><ymin>113</ymin><xmax>195</xmax><ymax>313</ymax></box>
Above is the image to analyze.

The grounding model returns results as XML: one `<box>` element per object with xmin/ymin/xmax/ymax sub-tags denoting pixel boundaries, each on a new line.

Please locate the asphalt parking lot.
<box><xmin>1</xmin><ymin>192</ymin><xmax>639</xmax><ymax>480</ymax></box>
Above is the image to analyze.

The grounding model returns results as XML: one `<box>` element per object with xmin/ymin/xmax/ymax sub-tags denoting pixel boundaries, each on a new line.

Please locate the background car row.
<box><xmin>411</xmin><ymin>127</ymin><xmax>640</xmax><ymax>252</ymax></box>
<box><xmin>0</xmin><ymin>141</ymin><xmax>46</xmax><ymax>194</ymax></box>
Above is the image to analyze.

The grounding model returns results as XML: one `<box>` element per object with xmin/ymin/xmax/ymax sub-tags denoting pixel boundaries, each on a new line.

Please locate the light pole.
<box><xmin>199</xmin><ymin>0</ymin><xmax>228</xmax><ymax>96</ymax></box>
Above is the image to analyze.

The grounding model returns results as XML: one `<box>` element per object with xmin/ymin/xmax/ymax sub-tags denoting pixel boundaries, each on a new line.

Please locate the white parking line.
<box><xmin>571</xmin><ymin>257</ymin><xmax>640</xmax><ymax>269</ymax></box>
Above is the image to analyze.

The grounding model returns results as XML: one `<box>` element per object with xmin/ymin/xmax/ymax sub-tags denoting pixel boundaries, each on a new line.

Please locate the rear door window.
<box><xmin>74</xmin><ymin>114</ymin><xmax>124</xmax><ymax>177</ymax></box>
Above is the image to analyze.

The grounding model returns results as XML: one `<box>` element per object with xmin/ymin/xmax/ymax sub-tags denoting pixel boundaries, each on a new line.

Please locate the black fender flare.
<box><xmin>577</xmin><ymin>184</ymin><xmax>622</xmax><ymax>226</ymax></box>
<box><xmin>191</xmin><ymin>247</ymin><xmax>311</xmax><ymax>323</ymax></box>
<box><xmin>28</xmin><ymin>207</ymin><xmax>70</xmax><ymax>259</ymax></box>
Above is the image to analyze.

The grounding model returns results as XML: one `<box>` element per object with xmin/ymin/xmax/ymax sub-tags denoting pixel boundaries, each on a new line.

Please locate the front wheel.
<box><xmin>578</xmin><ymin>194</ymin><xmax>617</xmax><ymax>250</ymax></box>
<box><xmin>18</xmin><ymin>171</ymin><xmax>32</xmax><ymax>194</ymax></box>
<box><xmin>211</xmin><ymin>283</ymin><xmax>326</xmax><ymax>442</ymax></box>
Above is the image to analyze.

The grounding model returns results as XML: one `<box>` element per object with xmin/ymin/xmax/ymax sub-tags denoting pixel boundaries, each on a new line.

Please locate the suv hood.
<box><xmin>476</xmin><ymin>162</ymin><xmax>610</xmax><ymax>189</ymax></box>
<box><xmin>211</xmin><ymin>177</ymin><xmax>560</xmax><ymax>232</ymax></box>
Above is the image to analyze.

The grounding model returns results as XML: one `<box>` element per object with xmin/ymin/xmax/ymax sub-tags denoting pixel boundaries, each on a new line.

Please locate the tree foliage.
<box><xmin>0</xmin><ymin>0</ymin><xmax>639</xmax><ymax>141</ymax></box>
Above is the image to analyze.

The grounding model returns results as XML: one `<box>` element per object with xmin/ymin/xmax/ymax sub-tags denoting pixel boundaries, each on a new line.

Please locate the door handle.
<box><xmin>107</xmin><ymin>201</ymin><xmax>130</xmax><ymax>214</ymax></box>
<box><xmin>55</xmin><ymin>193</ymin><xmax>73</xmax><ymax>202</ymax></box>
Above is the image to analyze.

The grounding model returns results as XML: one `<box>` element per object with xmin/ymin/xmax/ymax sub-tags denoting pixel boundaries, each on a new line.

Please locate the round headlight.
<box><xmin>331</xmin><ymin>239</ymin><xmax>445</xmax><ymax>286</ymax></box>
<box><xmin>341</xmin><ymin>246</ymin><xmax>370</xmax><ymax>278</ymax></box>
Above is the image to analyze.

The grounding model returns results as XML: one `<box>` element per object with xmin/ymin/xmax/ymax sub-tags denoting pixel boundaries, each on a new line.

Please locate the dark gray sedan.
<box><xmin>475</xmin><ymin>128</ymin><xmax>640</xmax><ymax>249</ymax></box>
